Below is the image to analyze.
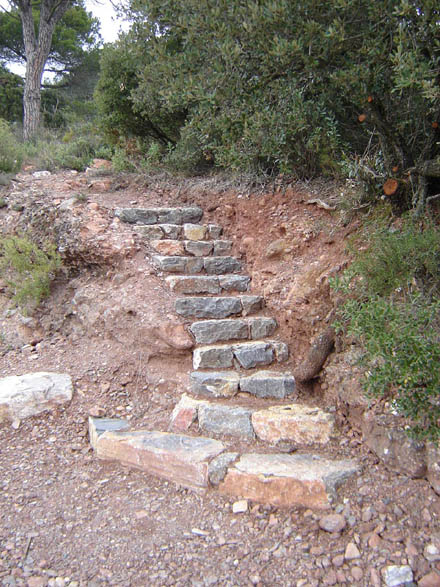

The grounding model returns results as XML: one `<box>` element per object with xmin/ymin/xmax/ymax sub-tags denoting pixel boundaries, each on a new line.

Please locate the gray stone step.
<box><xmin>170</xmin><ymin>394</ymin><xmax>337</xmax><ymax>446</ymax></box>
<box><xmin>166</xmin><ymin>275</ymin><xmax>250</xmax><ymax>295</ymax></box>
<box><xmin>176</xmin><ymin>295</ymin><xmax>263</xmax><ymax>319</ymax></box>
<box><xmin>115</xmin><ymin>207</ymin><xmax>203</xmax><ymax>226</ymax></box>
<box><xmin>192</xmin><ymin>340</ymin><xmax>289</xmax><ymax>370</ymax></box>
<box><xmin>90</xmin><ymin>419</ymin><xmax>359</xmax><ymax>508</ymax></box>
<box><xmin>152</xmin><ymin>255</ymin><xmax>241</xmax><ymax>275</ymax></box>
<box><xmin>190</xmin><ymin>370</ymin><xmax>295</xmax><ymax>399</ymax></box>
<box><xmin>150</xmin><ymin>239</ymin><xmax>232</xmax><ymax>257</ymax></box>
<box><xmin>135</xmin><ymin>223</ymin><xmax>223</xmax><ymax>241</ymax></box>
<box><xmin>189</xmin><ymin>317</ymin><xmax>277</xmax><ymax>344</ymax></box>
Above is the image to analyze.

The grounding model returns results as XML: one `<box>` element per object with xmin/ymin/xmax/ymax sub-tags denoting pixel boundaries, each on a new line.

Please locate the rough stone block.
<box><xmin>239</xmin><ymin>371</ymin><xmax>296</xmax><ymax>399</ymax></box>
<box><xmin>179</xmin><ymin>207</ymin><xmax>204</xmax><ymax>223</ymax></box>
<box><xmin>151</xmin><ymin>240</ymin><xmax>185</xmax><ymax>256</ymax></box>
<box><xmin>248</xmin><ymin>318</ymin><xmax>277</xmax><ymax>339</ymax></box>
<box><xmin>204</xmin><ymin>257</ymin><xmax>242</xmax><ymax>275</ymax></box>
<box><xmin>169</xmin><ymin>394</ymin><xmax>202</xmax><ymax>432</ymax></box>
<box><xmin>161</xmin><ymin>224</ymin><xmax>183</xmax><ymax>239</ymax></box>
<box><xmin>190</xmin><ymin>371</ymin><xmax>239</xmax><ymax>397</ymax></box>
<box><xmin>198</xmin><ymin>404</ymin><xmax>255</xmax><ymax>439</ymax></box>
<box><xmin>233</xmin><ymin>342</ymin><xmax>274</xmax><ymax>369</ymax></box>
<box><xmin>213</xmin><ymin>240</ymin><xmax>233</xmax><ymax>256</ymax></box>
<box><xmin>240</xmin><ymin>295</ymin><xmax>264</xmax><ymax>315</ymax></box>
<box><xmin>208</xmin><ymin>224</ymin><xmax>223</xmax><ymax>239</ymax></box>
<box><xmin>190</xmin><ymin>319</ymin><xmax>248</xmax><ymax>344</ymax></box>
<box><xmin>115</xmin><ymin>208</ymin><xmax>157</xmax><ymax>225</ymax></box>
<box><xmin>193</xmin><ymin>345</ymin><xmax>234</xmax><ymax>369</ymax></box>
<box><xmin>135</xmin><ymin>225</ymin><xmax>164</xmax><ymax>239</ymax></box>
<box><xmin>152</xmin><ymin>255</ymin><xmax>204</xmax><ymax>274</ymax></box>
<box><xmin>176</xmin><ymin>297</ymin><xmax>242</xmax><ymax>319</ymax></box>
<box><xmin>89</xmin><ymin>417</ymin><xmax>130</xmax><ymax>450</ymax></box>
<box><xmin>218</xmin><ymin>275</ymin><xmax>251</xmax><ymax>292</ymax></box>
<box><xmin>219</xmin><ymin>453</ymin><xmax>360</xmax><ymax>509</ymax></box>
<box><xmin>184</xmin><ymin>241</ymin><xmax>213</xmax><ymax>257</ymax></box>
<box><xmin>209</xmin><ymin>452</ymin><xmax>239</xmax><ymax>486</ymax></box>
<box><xmin>252</xmin><ymin>405</ymin><xmax>337</xmax><ymax>445</ymax></box>
<box><xmin>271</xmin><ymin>341</ymin><xmax>289</xmax><ymax>362</ymax></box>
<box><xmin>183</xmin><ymin>223</ymin><xmax>207</xmax><ymax>241</ymax></box>
<box><xmin>0</xmin><ymin>372</ymin><xmax>73</xmax><ymax>422</ymax></box>
<box><xmin>96</xmin><ymin>430</ymin><xmax>225</xmax><ymax>489</ymax></box>
<box><xmin>166</xmin><ymin>276</ymin><xmax>221</xmax><ymax>295</ymax></box>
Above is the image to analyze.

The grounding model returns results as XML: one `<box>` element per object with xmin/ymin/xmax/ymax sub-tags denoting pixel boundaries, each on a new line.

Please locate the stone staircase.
<box><xmin>89</xmin><ymin>206</ymin><xmax>360</xmax><ymax>509</ymax></box>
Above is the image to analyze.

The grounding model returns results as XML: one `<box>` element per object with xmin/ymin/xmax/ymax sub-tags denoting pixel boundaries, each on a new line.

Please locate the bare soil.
<box><xmin>0</xmin><ymin>168</ymin><xmax>439</xmax><ymax>586</ymax></box>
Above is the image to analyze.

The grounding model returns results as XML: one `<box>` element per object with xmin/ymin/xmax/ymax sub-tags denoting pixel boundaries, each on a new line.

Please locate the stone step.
<box><xmin>176</xmin><ymin>295</ymin><xmax>263</xmax><ymax>319</ymax></box>
<box><xmin>189</xmin><ymin>317</ymin><xmax>277</xmax><ymax>344</ymax></box>
<box><xmin>193</xmin><ymin>340</ymin><xmax>289</xmax><ymax>370</ymax></box>
<box><xmin>170</xmin><ymin>394</ymin><xmax>337</xmax><ymax>446</ymax></box>
<box><xmin>150</xmin><ymin>239</ymin><xmax>233</xmax><ymax>257</ymax></box>
<box><xmin>135</xmin><ymin>223</ymin><xmax>223</xmax><ymax>241</ymax></box>
<box><xmin>115</xmin><ymin>207</ymin><xmax>203</xmax><ymax>226</ymax></box>
<box><xmin>166</xmin><ymin>275</ymin><xmax>250</xmax><ymax>295</ymax></box>
<box><xmin>89</xmin><ymin>418</ymin><xmax>359</xmax><ymax>509</ymax></box>
<box><xmin>218</xmin><ymin>453</ymin><xmax>360</xmax><ymax>509</ymax></box>
<box><xmin>152</xmin><ymin>255</ymin><xmax>242</xmax><ymax>275</ymax></box>
<box><xmin>190</xmin><ymin>370</ymin><xmax>295</xmax><ymax>399</ymax></box>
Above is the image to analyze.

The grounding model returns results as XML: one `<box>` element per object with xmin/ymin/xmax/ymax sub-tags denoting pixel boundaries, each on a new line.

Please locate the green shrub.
<box><xmin>332</xmin><ymin>217</ymin><xmax>440</xmax><ymax>440</ymax></box>
<box><xmin>336</xmin><ymin>294</ymin><xmax>440</xmax><ymax>440</ymax></box>
<box><xmin>0</xmin><ymin>235</ymin><xmax>62</xmax><ymax>311</ymax></box>
<box><xmin>0</xmin><ymin>118</ymin><xmax>23</xmax><ymax>173</ymax></box>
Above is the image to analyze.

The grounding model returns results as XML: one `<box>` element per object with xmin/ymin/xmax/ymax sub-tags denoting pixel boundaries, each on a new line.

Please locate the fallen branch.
<box><xmin>294</xmin><ymin>326</ymin><xmax>335</xmax><ymax>383</ymax></box>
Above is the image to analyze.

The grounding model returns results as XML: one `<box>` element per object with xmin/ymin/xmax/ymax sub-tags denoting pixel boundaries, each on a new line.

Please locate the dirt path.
<box><xmin>0</xmin><ymin>169</ymin><xmax>439</xmax><ymax>586</ymax></box>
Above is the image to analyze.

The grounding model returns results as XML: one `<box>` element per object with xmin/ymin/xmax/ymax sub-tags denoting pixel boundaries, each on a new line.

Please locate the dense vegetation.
<box><xmin>0</xmin><ymin>0</ymin><xmax>439</xmax><ymax>439</ymax></box>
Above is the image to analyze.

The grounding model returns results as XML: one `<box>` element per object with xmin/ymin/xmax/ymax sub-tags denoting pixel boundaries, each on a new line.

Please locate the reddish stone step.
<box><xmin>95</xmin><ymin>428</ymin><xmax>225</xmax><ymax>489</ymax></box>
<box><xmin>218</xmin><ymin>453</ymin><xmax>360</xmax><ymax>509</ymax></box>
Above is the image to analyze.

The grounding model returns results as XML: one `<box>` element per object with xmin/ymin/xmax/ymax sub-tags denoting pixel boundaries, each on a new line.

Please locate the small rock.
<box><xmin>319</xmin><ymin>513</ymin><xmax>346</xmax><ymax>533</ymax></box>
<box><xmin>322</xmin><ymin>569</ymin><xmax>337</xmax><ymax>585</ymax></box>
<box><xmin>351</xmin><ymin>567</ymin><xmax>363</xmax><ymax>581</ymax></box>
<box><xmin>332</xmin><ymin>554</ymin><xmax>344</xmax><ymax>567</ymax></box>
<box><xmin>134</xmin><ymin>510</ymin><xmax>149</xmax><ymax>520</ymax></box>
<box><xmin>232</xmin><ymin>500</ymin><xmax>248</xmax><ymax>514</ymax></box>
<box><xmin>425</xmin><ymin>543</ymin><xmax>440</xmax><ymax>562</ymax></box>
<box><xmin>369</xmin><ymin>533</ymin><xmax>383</xmax><ymax>549</ymax></box>
<box><xmin>418</xmin><ymin>571</ymin><xmax>440</xmax><ymax>587</ymax></box>
<box><xmin>381</xmin><ymin>565</ymin><xmax>413</xmax><ymax>586</ymax></box>
<box><xmin>27</xmin><ymin>578</ymin><xmax>47</xmax><ymax>587</ymax></box>
<box><xmin>344</xmin><ymin>542</ymin><xmax>361</xmax><ymax>560</ymax></box>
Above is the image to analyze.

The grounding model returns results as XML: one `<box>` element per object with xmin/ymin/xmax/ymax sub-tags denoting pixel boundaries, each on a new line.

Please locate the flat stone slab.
<box><xmin>151</xmin><ymin>240</ymin><xmax>233</xmax><ymax>258</ymax></box>
<box><xmin>190</xmin><ymin>371</ymin><xmax>239</xmax><ymax>397</ymax></box>
<box><xmin>190</xmin><ymin>319</ymin><xmax>249</xmax><ymax>344</ymax></box>
<box><xmin>153</xmin><ymin>255</ymin><xmax>240</xmax><ymax>275</ymax></box>
<box><xmin>189</xmin><ymin>317</ymin><xmax>277</xmax><ymax>345</ymax></box>
<box><xmin>219</xmin><ymin>453</ymin><xmax>360</xmax><ymax>509</ymax></box>
<box><xmin>0</xmin><ymin>372</ymin><xmax>73</xmax><ymax>422</ymax></box>
<box><xmin>198</xmin><ymin>404</ymin><xmax>255</xmax><ymax>439</ymax></box>
<box><xmin>193</xmin><ymin>341</ymin><xmax>288</xmax><ymax>370</ymax></box>
<box><xmin>167</xmin><ymin>275</ymin><xmax>250</xmax><ymax>295</ymax></box>
<box><xmin>96</xmin><ymin>429</ymin><xmax>225</xmax><ymax>489</ymax></box>
<box><xmin>239</xmin><ymin>371</ymin><xmax>296</xmax><ymax>399</ymax></box>
<box><xmin>252</xmin><ymin>405</ymin><xmax>337</xmax><ymax>445</ymax></box>
<box><xmin>89</xmin><ymin>416</ymin><xmax>130</xmax><ymax>449</ymax></box>
<box><xmin>115</xmin><ymin>207</ymin><xmax>203</xmax><ymax>225</ymax></box>
<box><xmin>176</xmin><ymin>296</ymin><xmax>262</xmax><ymax>319</ymax></box>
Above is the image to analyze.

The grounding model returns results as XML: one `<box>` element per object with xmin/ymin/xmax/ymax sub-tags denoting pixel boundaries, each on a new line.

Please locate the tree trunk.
<box><xmin>15</xmin><ymin>0</ymin><xmax>71</xmax><ymax>140</ymax></box>
<box><xmin>23</xmin><ymin>53</ymin><xmax>45</xmax><ymax>141</ymax></box>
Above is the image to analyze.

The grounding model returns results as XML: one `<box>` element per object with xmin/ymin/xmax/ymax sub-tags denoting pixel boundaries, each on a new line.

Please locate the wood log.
<box><xmin>294</xmin><ymin>326</ymin><xmax>335</xmax><ymax>383</ymax></box>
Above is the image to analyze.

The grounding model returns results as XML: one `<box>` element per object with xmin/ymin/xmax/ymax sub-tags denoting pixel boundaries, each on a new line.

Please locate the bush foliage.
<box><xmin>95</xmin><ymin>0</ymin><xmax>439</xmax><ymax>208</ymax></box>
<box><xmin>333</xmin><ymin>218</ymin><xmax>440</xmax><ymax>440</ymax></box>
<box><xmin>0</xmin><ymin>118</ymin><xmax>23</xmax><ymax>173</ymax></box>
<box><xmin>0</xmin><ymin>235</ymin><xmax>61</xmax><ymax>311</ymax></box>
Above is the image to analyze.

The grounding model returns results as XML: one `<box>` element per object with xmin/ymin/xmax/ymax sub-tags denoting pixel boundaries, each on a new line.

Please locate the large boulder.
<box><xmin>0</xmin><ymin>372</ymin><xmax>73</xmax><ymax>422</ymax></box>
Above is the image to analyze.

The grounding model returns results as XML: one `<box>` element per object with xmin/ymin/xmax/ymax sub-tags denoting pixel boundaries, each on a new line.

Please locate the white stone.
<box><xmin>232</xmin><ymin>500</ymin><xmax>248</xmax><ymax>514</ymax></box>
<box><xmin>0</xmin><ymin>372</ymin><xmax>73</xmax><ymax>422</ymax></box>
<box><xmin>382</xmin><ymin>565</ymin><xmax>413</xmax><ymax>586</ymax></box>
